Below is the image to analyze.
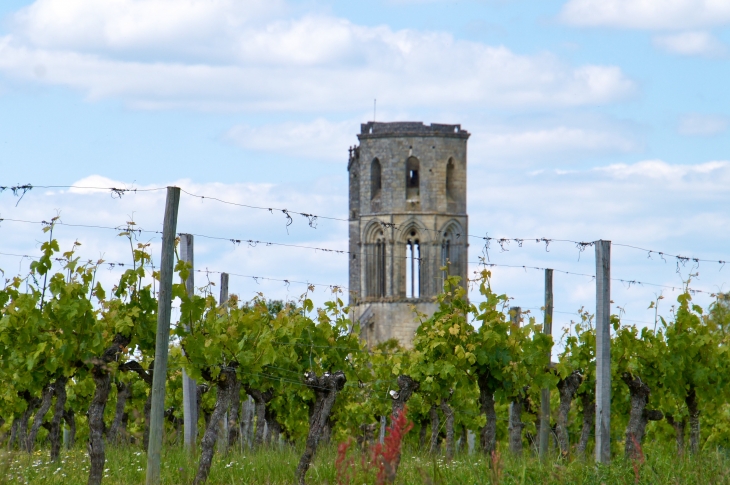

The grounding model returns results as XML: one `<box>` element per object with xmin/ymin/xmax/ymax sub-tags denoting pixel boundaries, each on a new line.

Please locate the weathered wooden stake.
<box><xmin>539</xmin><ymin>269</ymin><xmax>553</xmax><ymax>459</ymax></box>
<box><xmin>507</xmin><ymin>307</ymin><xmax>523</xmax><ymax>456</ymax></box>
<box><xmin>146</xmin><ymin>186</ymin><xmax>180</xmax><ymax>485</ymax></box>
<box><xmin>595</xmin><ymin>240</ymin><xmax>611</xmax><ymax>464</ymax></box>
<box><xmin>180</xmin><ymin>233</ymin><xmax>198</xmax><ymax>451</ymax></box>
<box><xmin>217</xmin><ymin>273</ymin><xmax>230</xmax><ymax>452</ymax></box>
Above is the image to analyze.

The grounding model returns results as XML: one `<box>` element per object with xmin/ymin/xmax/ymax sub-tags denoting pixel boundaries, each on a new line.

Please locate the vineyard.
<box><xmin>1</xmin><ymin>185</ymin><xmax>729</xmax><ymax>485</ymax></box>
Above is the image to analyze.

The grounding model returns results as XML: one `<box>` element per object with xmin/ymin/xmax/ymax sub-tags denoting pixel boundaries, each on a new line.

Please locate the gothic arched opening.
<box><xmin>371</xmin><ymin>158</ymin><xmax>382</xmax><ymax>200</ymax></box>
<box><xmin>406</xmin><ymin>157</ymin><xmax>419</xmax><ymax>199</ymax></box>
<box><xmin>367</xmin><ymin>230</ymin><xmax>387</xmax><ymax>298</ymax></box>
<box><xmin>406</xmin><ymin>230</ymin><xmax>420</xmax><ymax>298</ymax></box>
<box><xmin>446</xmin><ymin>158</ymin><xmax>455</xmax><ymax>200</ymax></box>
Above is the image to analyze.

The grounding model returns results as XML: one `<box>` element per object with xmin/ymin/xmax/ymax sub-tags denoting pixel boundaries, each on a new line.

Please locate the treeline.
<box><xmin>1</xmin><ymin>226</ymin><xmax>729</xmax><ymax>485</ymax></box>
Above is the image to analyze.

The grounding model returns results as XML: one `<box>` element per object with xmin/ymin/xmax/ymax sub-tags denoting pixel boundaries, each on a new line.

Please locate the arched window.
<box><xmin>441</xmin><ymin>232</ymin><xmax>452</xmax><ymax>289</ymax></box>
<box><xmin>371</xmin><ymin>158</ymin><xmax>382</xmax><ymax>199</ymax></box>
<box><xmin>367</xmin><ymin>230</ymin><xmax>386</xmax><ymax>298</ymax></box>
<box><xmin>441</xmin><ymin>226</ymin><xmax>461</xmax><ymax>288</ymax></box>
<box><xmin>406</xmin><ymin>231</ymin><xmax>420</xmax><ymax>298</ymax></box>
<box><xmin>406</xmin><ymin>157</ymin><xmax>419</xmax><ymax>198</ymax></box>
<box><xmin>446</xmin><ymin>158</ymin><xmax>455</xmax><ymax>200</ymax></box>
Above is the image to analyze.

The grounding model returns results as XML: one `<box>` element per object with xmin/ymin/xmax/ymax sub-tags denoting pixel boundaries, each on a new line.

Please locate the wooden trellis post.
<box><xmin>146</xmin><ymin>187</ymin><xmax>180</xmax><ymax>485</ymax></box>
<box><xmin>180</xmin><ymin>234</ymin><xmax>198</xmax><ymax>451</ymax></box>
<box><xmin>217</xmin><ymin>272</ymin><xmax>229</xmax><ymax>452</ymax></box>
<box><xmin>539</xmin><ymin>269</ymin><xmax>553</xmax><ymax>459</ymax></box>
<box><xmin>595</xmin><ymin>240</ymin><xmax>611</xmax><ymax>464</ymax></box>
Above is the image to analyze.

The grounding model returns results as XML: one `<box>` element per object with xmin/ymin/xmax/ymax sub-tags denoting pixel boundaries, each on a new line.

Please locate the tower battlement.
<box><xmin>359</xmin><ymin>121</ymin><xmax>469</xmax><ymax>138</ymax></box>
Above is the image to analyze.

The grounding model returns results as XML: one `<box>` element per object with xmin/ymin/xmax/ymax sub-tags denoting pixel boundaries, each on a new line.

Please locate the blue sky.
<box><xmin>1</xmin><ymin>0</ymin><xmax>728</xmax><ymax>343</ymax></box>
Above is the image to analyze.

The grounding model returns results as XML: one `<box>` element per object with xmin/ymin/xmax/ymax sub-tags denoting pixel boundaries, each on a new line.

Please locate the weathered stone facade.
<box><xmin>348</xmin><ymin>121</ymin><xmax>469</xmax><ymax>348</ymax></box>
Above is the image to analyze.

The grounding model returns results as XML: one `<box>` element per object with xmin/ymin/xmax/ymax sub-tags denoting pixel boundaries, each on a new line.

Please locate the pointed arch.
<box><xmin>363</xmin><ymin>220</ymin><xmax>388</xmax><ymax>298</ymax></box>
<box><xmin>397</xmin><ymin>218</ymin><xmax>429</xmax><ymax>298</ymax></box>
<box><xmin>439</xmin><ymin>220</ymin><xmax>464</xmax><ymax>287</ymax></box>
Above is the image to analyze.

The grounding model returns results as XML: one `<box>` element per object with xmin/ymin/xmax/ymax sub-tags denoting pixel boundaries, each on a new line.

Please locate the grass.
<box><xmin>1</xmin><ymin>442</ymin><xmax>729</xmax><ymax>484</ymax></box>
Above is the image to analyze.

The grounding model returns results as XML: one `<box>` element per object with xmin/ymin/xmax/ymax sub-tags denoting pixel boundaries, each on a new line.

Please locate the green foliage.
<box><xmin>663</xmin><ymin>291</ymin><xmax>725</xmax><ymax>400</ymax></box>
<box><xmin>470</xmin><ymin>270</ymin><xmax>515</xmax><ymax>397</ymax></box>
<box><xmin>557</xmin><ymin>308</ymin><xmax>596</xmax><ymax>396</ymax></box>
<box><xmin>0</xmin><ymin>229</ymin><xmax>100</xmax><ymax>417</ymax></box>
<box><xmin>470</xmin><ymin>270</ymin><xmax>555</xmax><ymax>403</ymax></box>
<box><xmin>411</xmin><ymin>274</ymin><xmax>476</xmax><ymax>406</ymax></box>
<box><xmin>4</xmin><ymin>228</ymin><xmax>730</xmax><ymax>467</ymax></box>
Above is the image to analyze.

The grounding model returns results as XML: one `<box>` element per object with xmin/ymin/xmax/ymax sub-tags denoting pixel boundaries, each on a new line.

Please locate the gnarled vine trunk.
<box><xmin>622</xmin><ymin>373</ymin><xmax>663</xmax><ymax>460</ymax></box>
<box><xmin>199</xmin><ymin>383</ymin><xmax>212</xmax><ymax>431</ymax></box>
<box><xmin>320</xmin><ymin>417</ymin><xmax>332</xmax><ymax>446</ymax></box>
<box><xmin>108</xmin><ymin>381</ymin><xmax>131</xmax><ymax>445</ymax></box>
<box><xmin>441</xmin><ymin>400</ymin><xmax>455</xmax><ymax>461</ymax></box>
<box><xmin>88</xmin><ymin>334</ymin><xmax>131</xmax><ymax>485</ymax></box>
<box><xmin>88</xmin><ymin>366</ymin><xmax>112</xmax><ymax>485</ymax></box>
<box><xmin>295</xmin><ymin>371</ymin><xmax>346</xmax><ymax>485</ymax></box>
<box><xmin>478</xmin><ymin>374</ymin><xmax>497</xmax><ymax>455</ymax></box>
<box><xmin>419</xmin><ymin>422</ymin><xmax>427</xmax><ymax>449</ymax></box>
<box><xmin>576</xmin><ymin>392</ymin><xmax>594</xmax><ymax>458</ymax></box>
<box><xmin>458</xmin><ymin>426</ymin><xmax>467</xmax><ymax>453</ymax></box>
<box><xmin>428</xmin><ymin>404</ymin><xmax>440</xmax><ymax>455</ymax></box>
<box><xmin>686</xmin><ymin>388</ymin><xmax>700</xmax><ymax>454</ymax></box>
<box><xmin>27</xmin><ymin>382</ymin><xmax>54</xmax><ymax>453</ymax></box>
<box><xmin>390</xmin><ymin>374</ymin><xmax>416</xmax><ymax>476</ymax></box>
<box><xmin>227</xmin><ymin>379</ymin><xmax>241</xmax><ymax>450</ymax></box>
<box><xmin>556</xmin><ymin>371</ymin><xmax>582</xmax><ymax>457</ymax></box>
<box><xmin>119</xmin><ymin>359</ymin><xmax>153</xmax><ymax>451</ymax></box>
<box><xmin>246</xmin><ymin>387</ymin><xmax>273</xmax><ymax>448</ymax></box>
<box><xmin>264</xmin><ymin>406</ymin><xmax>282</xmax><ymax>448</ymax></box>
<box><xmin>384</xmin><ymin>374</ymin><xmax>418</xmax><ymax>475</ymax></box>
<box><xmin>357</xmin><ymin>423</ymin><xmax>377</xmax><ymax>450</ymax></box>
<box><xmin>666</xmin><ymin>415</ymin><xmax>687</xmax><ymax>455</ymax></box>
<box><xmin>391</xmin><ymin>375</ymin><xmax>418</xmax><ymax>418</ymax></box>
<box><xmin>49</xmin><ymin>377</ymin><xmax>67</xmax><ymax>461</ymax></box>
<box><xmin>8</xmin><ymin>418</ymin><xmax>19</xmax><ymax>451</ymax></box>
<box><xmin>18</xmin><ymin>395</ymin><xmax>40</xmax><ymax>450</ymax></box>
<box><xmin>193</xmin><ymin>368</ymin><xmax>236</xmax><ymax>485</ymax></box>
<box><xmin>64</xmin><ymin>410</ymin><xmax>76</xmax><ymax>449</ymax></box>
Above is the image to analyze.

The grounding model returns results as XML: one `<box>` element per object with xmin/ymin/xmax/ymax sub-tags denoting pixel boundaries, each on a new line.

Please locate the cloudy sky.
<box><xmin>1</xmin><ymin>0</ymin><xmax>728</xmax><ymax>342</ymax></box>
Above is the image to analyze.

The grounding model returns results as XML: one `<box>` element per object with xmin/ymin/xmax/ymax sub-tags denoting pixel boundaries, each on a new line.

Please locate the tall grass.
<box><xmin>1</xmin><ymin>442</ymin><xmax>729</xmax><ymax>484</ymax></box>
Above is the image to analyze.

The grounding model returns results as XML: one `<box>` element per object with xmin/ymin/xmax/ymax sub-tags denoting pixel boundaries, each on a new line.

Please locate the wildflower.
<box><xmin>373</xmin><ymin>407</ymin><xmax>414</xmax><ymax>485</ymax></box>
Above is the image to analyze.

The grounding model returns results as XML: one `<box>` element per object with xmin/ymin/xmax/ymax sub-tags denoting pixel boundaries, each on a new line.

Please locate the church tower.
<box><xmin>348</xmin><ymin>122</ymin><xmax>469</xmax><ymax>348</ymax></box>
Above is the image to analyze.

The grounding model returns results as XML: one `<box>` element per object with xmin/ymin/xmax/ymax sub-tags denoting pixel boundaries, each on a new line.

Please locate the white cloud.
<box><xmin>0</xmin><ymin>174</ymin><xmax>349</xmax><ymax>306</ymax></box>
<box><xmin>4</xmin><ymin>162</ymin><xmax>730</xmax><ymax>337</ymax></box>
<box><xmin>226</xmin><ymin>119</ymin><xmax>358</xmax><ymax>161</ymax></box>
<box><xmin>593</xmin><ymin>159</ymin><xmax>730</xmax><ymax>181</ymax></box>
<box><xmin>560</xmin><ymin>0</ymin><xmax>730</xmax><ymax>30</ymax></box>
<box><xmin>653</xmin><ymin>31</ymin><xmax>726</xmax><ymax>56</ymax></box>
<box><xmin>0</xmin><ymin>0</ymin><xmax>636</xmax><ymax>111</ymax></box>
<box><xmin>11</xmin><ymin>0</ymin><xmax>285</xmax><ymax>60</ymax></box>
<box><xmin>678</xmin><ymin>113</ymin><xmax>729</xmax><ymax>135</ymax></box>
<box><xmin>472</xmin><ymin>126</ymin><xmax>638</xmax><ymax>161</ymax></box>
<box><xmin>221</xmin><ymin>117</ymin><xmax>640</xmax><ymax>165</ymax></box>
<box><xmin>468</xmin><ymin>157</ymin><xmax>730</xmax><ymax>324</ymax></box>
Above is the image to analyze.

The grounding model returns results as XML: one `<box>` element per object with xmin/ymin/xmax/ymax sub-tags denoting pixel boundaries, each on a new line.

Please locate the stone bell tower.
<box><xmin>348</xmin><ymin>122</ymin><xmax>469</xmax><ymax>348</ymax></box>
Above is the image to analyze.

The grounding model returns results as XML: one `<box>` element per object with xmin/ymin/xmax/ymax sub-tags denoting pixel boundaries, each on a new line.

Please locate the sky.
<box><xmin>0</xmin><ymin>0</ymin><xmax>729</xmax><ymax>346</ymax></box>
